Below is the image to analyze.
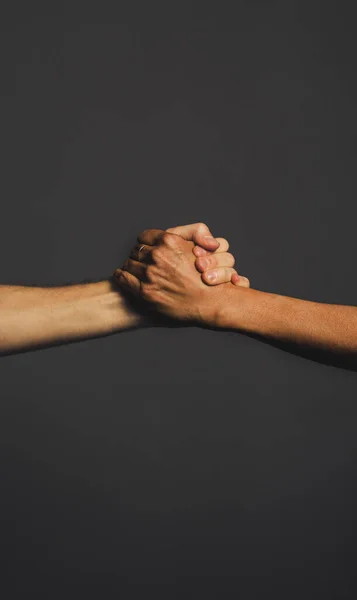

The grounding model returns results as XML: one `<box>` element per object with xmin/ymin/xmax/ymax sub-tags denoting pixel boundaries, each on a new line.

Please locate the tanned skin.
<box><xmin>114</xmin><ymin>227</ymin><xmax>357</xmax><ymax>369</ymax></box>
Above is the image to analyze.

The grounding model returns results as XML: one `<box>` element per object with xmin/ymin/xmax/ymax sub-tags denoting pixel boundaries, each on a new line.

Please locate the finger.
<box><xmin>130</xmin><ymin>244</ymin><xmax>154</xmax><ymax>262</ymax></box>
<box><xmin>137</xmin><ymin>228</ymin><xmax>165</xmax><ymax>246</ymax></box>
<box><xmin>232</xmin><ymin>273</ymin><xmax>250</xmax><ymax>288</ymax></box>
<box><xmin>122</xmin><ymin>258</ymin><xmax>147</xmax><ymax>281</ymax></box>
<box><xmin>201</xmin><ymin>267</ymin><xmax>238</xmax><ymax>286</ymax></box>
<box><xmin>166</xmin><ymin>222</ymin><xmax>219</xmax><ymax>251</ymax></box>
<box><xmin>113</xmin><ymin>268</ymin><xmax>141</xmax><ymax>295</ymax></box>
<box><xmin>195</xmin><ymin>251</ymin><xmax>235</xmax><ymax>273</ymax></box>
<box><xmin>193</xmin><ymin>238</ymin><xmax>229</xmax><ymax>257</ymax></box>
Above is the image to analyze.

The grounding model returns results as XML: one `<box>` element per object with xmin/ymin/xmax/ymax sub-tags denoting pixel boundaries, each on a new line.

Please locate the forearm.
<box><xmin>0</xmin><ymin>280</ymin><xmax>143</xmax><ymax>354</ymax></box>
<box><xmin>218</xmin><ymin>287</ymin><xmax>357</xmax><ymax>355</ymax></box>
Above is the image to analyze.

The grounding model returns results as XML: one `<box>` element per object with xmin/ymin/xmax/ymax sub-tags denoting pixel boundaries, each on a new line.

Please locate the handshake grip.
<box><xmin>113</xmin><ymin>222</ymin><xmax>250</xmax><ymax>325</ymax></box>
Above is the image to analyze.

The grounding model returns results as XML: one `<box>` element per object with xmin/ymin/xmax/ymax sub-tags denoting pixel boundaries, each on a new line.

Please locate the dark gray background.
<box><xmin>1</xmin><ymin>2</ymin><xmax>357</xmax><ymax>598</ymax></box>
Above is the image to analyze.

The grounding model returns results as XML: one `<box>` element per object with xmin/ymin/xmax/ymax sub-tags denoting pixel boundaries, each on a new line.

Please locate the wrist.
<box><xmin>195</xmin><ymin>283</ymin><xmax>247</xmax><ymax>329</ymax></box>
<box><xmin>215</xmin><ymin>285</ymin><xmax>292</xmax><ymax>338</ymax></box>
<box><xmin>97</xmin><ymin>278</ymin><xmax>146</xmax><ymax>331</ymax></box>
<box><xmin>213</xmin><ymin>284</ymin><xmax>250</xmax><ymax>330</ymax></box>
<box><xmin>214</xmin><ymin>285</ymin><xmax>276</xmax><ymax>332</ymax></box>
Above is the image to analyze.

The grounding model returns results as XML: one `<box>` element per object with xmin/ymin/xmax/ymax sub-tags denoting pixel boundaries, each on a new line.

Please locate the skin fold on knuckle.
<box><xmin>161</xmin><ymin>231</ymin><xmax>178</xmax><ymax>247</ymax></box>
<box><xmin>218</xmin><ymin>268</ymin><xmax>232</xmax><ymax>284</ymax></box>
<box><xmin>146</xmin><ymin>264</ymin><xmax>163</xmax><ymax>284</ymax></box>
<box><xmin>202</xmin><ymin>255</ymin><xmax>215</xmax><ymax>270</ymax></box>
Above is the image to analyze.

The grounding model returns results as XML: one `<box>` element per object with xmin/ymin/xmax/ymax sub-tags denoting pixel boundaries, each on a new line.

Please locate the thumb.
<box><xmin>166</xmin><ymin>222</ymin><xmax>219</xmax><ymax>251</ymax></box>
<box><xmin>232</xmin><ymin>273</ymin><xmax>251</xmax><ymax>288</ymax></box>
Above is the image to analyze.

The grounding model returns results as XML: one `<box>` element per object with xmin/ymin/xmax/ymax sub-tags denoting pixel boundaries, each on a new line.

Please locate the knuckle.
<box><xmin>150</xmin><ymin>247</ymin><xmax>161</xmax><ymax>263</ymax></box>
<box><xmin>216</xmin><ymin>268</ymin><xmax>228</xmax><ymax>282</ymax></box>
<box><xmin>161</xmin><ymin>231</ymin><xmax>177</xmax><ymax>247</ymax></box>
<box><xmin>220</xmin><ymin>268</ymin><xmax>231</xmax><ymax>282</ymax></box>
<box><xmin>196</xmin><ymin>221</ymin><xmax>207</xmax><ymax>231</ymax></box>
<box><xmin>205</xmin><ymin>255</ymin><xmax>214</xmax><ymax>268</ymax></box>
<box><xmin>227</xmin><ymin>252</ymin><xmax>235</xmax><ymax>265</ymax></box>
<box><xmin>146</xmin><ymin>265</ymin><xmax>161</xmax><ymax>283</ymax></box>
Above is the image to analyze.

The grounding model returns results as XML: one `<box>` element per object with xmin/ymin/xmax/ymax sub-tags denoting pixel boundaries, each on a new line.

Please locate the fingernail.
<box><xmin>231</xmin><ymin>272</ymin><xmax>240</xmax><ymax>284</ymax></box>
<box><xmin>206</xmin><ymin>270</ymin><xmax>217</xmax><ymax>282</ymax></box>
<box><xmin>194</xmin><ymin>246</ymin><xmax>205</xmax><ymax>257</ymax></box>
<box><xmin>199</xmin><ymin>258</ymin><xmax>208</xmax><ymax>269</ymax></box>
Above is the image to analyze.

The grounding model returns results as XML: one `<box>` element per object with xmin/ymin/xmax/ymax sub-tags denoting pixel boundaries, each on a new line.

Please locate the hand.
<box><xmin>113</xmin><ymin>229</ymin><xmax>244</xmax><ymax>326</ymax></box>
<box><xmin>165</xmin><ymin>222</ymin><xmax>250</xmax><ymax>288</ymax></box>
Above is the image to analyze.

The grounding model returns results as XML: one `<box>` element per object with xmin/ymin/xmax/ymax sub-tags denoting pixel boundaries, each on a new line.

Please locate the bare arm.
<box><xmin>0</xmin><ymin>222</ymin><xmax>235</xmax><ymax>356</ymax></box>
<box><xmin>0</xmin><ymin>279</ymin><xmax>143</xmax><ymax>355</ymax></box>
<box><xmin>115</xmin><ymin>229</ymin><xmax>357</xmax><ymax>362</ymax></box>
<box><xmin>218</xmin><ymin>286</ymin><xmax>357</xmax><ymax>356</ymax></box>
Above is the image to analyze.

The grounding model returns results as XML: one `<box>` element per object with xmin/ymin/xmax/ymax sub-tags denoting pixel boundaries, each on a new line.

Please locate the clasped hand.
<box><xmin>113</xmin><ymin>223</ymin><xmax>250</xmax><ymax>327</ymax></box>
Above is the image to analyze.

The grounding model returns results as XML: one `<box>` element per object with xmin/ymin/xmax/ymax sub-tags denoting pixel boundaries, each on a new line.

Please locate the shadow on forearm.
<box><xmin>211</xmin><ymin>325</ymin><xmax>357</xmax><ymax>372</ymax></box>
<box><xmin>124</xmin><ymin>291</ymin><xmax>357</xmax><ymax>372</ymax></box>
<box><xmin>2</xmin><ymin>283</ymin><xmax>356</xmax><ymax>372</ymax></box>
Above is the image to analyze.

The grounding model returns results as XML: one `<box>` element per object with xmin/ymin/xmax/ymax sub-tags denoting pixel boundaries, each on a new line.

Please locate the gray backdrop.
<box><xmin>1</xmin><ymin>2</ymin><xmax>357</xmax><ymax>598</ymax></box>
